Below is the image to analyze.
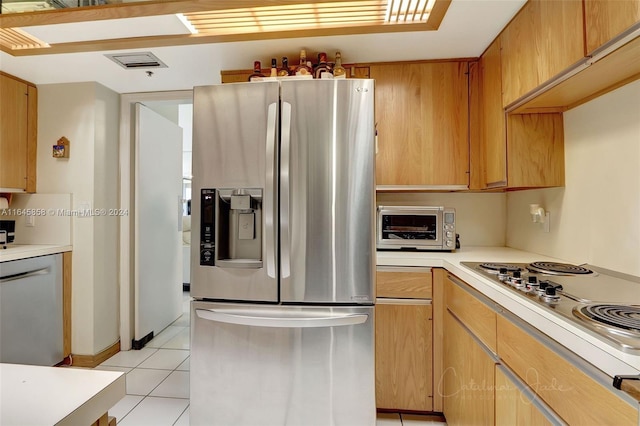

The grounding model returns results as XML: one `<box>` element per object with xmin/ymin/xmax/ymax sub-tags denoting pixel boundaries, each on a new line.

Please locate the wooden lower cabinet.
<box><xmin>375</xmin><ymin>267</ymin><xmax>433</xmax><ymax>411</ymax></box>
<box><xmin>442</xmin><ymin>310</ymin><xmax>495</xmax><ymax>425</ymax></box>
<box><xmin>497</xmin><ymin>315</ymin><xmax>639</xmax><ymax>425</ymax></box>
<box><xmin>440</xmin><ymin>272</ymin><xmax>639</xmax><ymax>425</ymax></box>
<box><xmin>376</xmin><ymin>300</ymin><xmax>433</xmax><ymax>411</ymax></box>
<box><xmin>495</xmin><ymin>366</ymin><xmax>554</xmax><ymax>426</ymax></box>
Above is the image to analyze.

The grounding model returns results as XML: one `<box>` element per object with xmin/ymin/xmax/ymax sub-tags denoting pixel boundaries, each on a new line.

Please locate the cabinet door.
<box><xmin>585</xmin><ymin>0</ymin><xmax>640</xmax><ymax>54</ymax></box>
<box><xmin>495</xmin><ymin>366</ymin><xmax>555</xmax><ymax>426</ymax></box>
<box><xmin>497</xmin><ymin>315</ymin><xmax>638</xmax><ymax>425</ymax></box>
<box><xmin>501</xmin><ymin>0</ymin><xmax>584</xmax><ymax>106</ymax></box>
<box><xmin>371</xmin><ymin>62</ymin><xmax>469</xmax><ymax>188</ymax></box>
<box><xmin>0</xmin><ymin>74</ymin><xmax>29</xmax><ymax>190</ymax></box>
<box><xmin>442</xmin><ymin>310</ymin><xmax>495</xmax><ymax>426</ymax></box>
<box><xmin>506</xmin><ymin>113</ymin><xmax>564</xmax><ymax>189</ymax></box>
<box><xmin>479</xmin><ymin>38</ymin><xmax>507</xmax><ymax>188</ymax></box>
<box><xmin>375</xmin><ymin>301</ymin><xmax>433</xmax><ymax>411</ymax></box>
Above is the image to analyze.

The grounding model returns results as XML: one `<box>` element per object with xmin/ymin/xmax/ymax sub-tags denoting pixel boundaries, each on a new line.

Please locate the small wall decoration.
<box><xmin>53</xmin><ymin>136</ymin><xmax>70</xmax><ymax>158</ymax></box>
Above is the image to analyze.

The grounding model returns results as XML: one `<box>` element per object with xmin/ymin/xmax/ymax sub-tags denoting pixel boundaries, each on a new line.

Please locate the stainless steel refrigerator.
<box><xmin>190</xmin><ymin>79</ymin><xmax>376</xmax><ymax>426</ymax></box>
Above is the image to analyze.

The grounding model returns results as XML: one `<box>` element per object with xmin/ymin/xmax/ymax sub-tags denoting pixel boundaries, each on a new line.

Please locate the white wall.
<box><xmin>38</xmin><ymin>82</ymin><xmax>120</xmax><ymax>356</ymax></box>
<box><xmin>506</xmin><ymin>80</ymin><xmax>640</xmax><ymax>276</ymax></box>
<box><xmin>376</xmin><ymin>192</ymin><xmax>507</xmax><ymax>247</ymax></box>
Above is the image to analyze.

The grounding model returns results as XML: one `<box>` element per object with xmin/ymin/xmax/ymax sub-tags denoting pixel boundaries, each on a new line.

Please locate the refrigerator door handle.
<box><xmin>196</xmin><ymin>308</ymin><xmax>368</xmax><ymax>328</ymax></box>
<box><xmin>265</xmin><ymin>102</ymin><xmax>278</xmax><ymax>279</ymax></box>
<box><xmin>280</xmin><ymin>101</ymin><xmax>292</xmax><ymax>279</ymax></box>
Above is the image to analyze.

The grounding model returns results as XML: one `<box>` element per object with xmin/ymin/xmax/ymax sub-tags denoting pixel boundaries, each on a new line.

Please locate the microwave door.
<box><xmin>381</xmin><ymin>214</ymin><xmax>441</xmax><ymax>244</ymax></box>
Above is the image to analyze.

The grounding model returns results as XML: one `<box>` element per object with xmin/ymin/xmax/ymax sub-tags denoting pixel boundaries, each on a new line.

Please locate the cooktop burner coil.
<box><xmin>528</xmin><ymin>261</ymin><xmax>594</xmax><ymax>275</ymax></box>
<box><xmin>574</xmin><ymin>304</ymin><xmax>640</xmax><ymax>334</ymax></box>
<box><xmin>478</xmin><ymin>263</ymin><xmax>522</xmax><ymax>272</ymax></box>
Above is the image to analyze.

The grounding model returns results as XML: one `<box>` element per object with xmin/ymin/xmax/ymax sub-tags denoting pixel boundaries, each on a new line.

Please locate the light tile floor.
<box><xmin>98</xmin><ymin>292</ymin><xmax>446</xmax><ymax>425</ymax></box>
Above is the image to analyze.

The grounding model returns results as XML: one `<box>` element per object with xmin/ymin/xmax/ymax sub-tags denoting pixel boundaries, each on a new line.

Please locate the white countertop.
<box><xmin>0</xmin><ymin>363</ymin><xmax>125</xmax><ymax>426</ymax></box>
<box><xmin>377</xmin><ymin>246</ymin><xmax>640</xmax><ymax>377</ymax></box>
<box><xmin>0</xmin><ymin>244</ymin><xmax>72</xmax><ymax>262</ymax></box>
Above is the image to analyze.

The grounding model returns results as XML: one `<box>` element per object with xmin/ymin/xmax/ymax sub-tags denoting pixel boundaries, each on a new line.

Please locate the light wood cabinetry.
<box><xmin>444</xmin><ymin>274</ymin><xmax>496</xmax><ymax>352</ymax></box>
<box><xmin>475</xmin><ymin>38</ymin><xmax>565</xmax><ymax>189</ymax></box>
<box><xmin>375</xmin><ymin>268</ymin><xmax>433</xmax><ymax>411</ymax></box>
<box><xmin>63</xmin><ymin>252</ymin><xmax>72</xmax><ymax>358</ymax></box>
<box><xmin>585</xmin><ymin>0</ymin><xmax>640</xmax><ymax>54</ymax></box>
<box><xmin>500</xmin><ymin>0</ymin><xmax>584</xmax><ymax>107</ymax></box>
<box><xmin>371</xmin><ymin>61</ymin><xmax>469</xmax><ymax>188</ymax></box>
<box><xmin>442</xmin><ymin>274</ymin><xmax>497</xmax><ymax>425</ymax></box>
<box><xmin>443</xmin><ymin>308</ymin><xmax>495</xmax><ymax>425</ymax></box>
<box><xmin>497</xmin><ymin>315</ymin><xmax>639</xmax><ymax>425</ymax></box>
<box><xmin>0</xmin><ymin>72</ymin><xmax>37</xmax><ymax>192</ymax></box>
<box><xmin>495</xmin><ymin>366</ymin><xmax>554</xmax><ymax>426</ymax></box>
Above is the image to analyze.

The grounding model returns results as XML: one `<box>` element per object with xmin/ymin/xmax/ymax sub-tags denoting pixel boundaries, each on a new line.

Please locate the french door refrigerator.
<box><xmin>190</xmin><ymin>78</ymin><xmax>376</xmax><ymax>426</ymax></box>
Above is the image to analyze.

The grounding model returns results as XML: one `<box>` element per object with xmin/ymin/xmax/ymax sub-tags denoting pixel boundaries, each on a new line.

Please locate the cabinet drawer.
<box><xmin>376</xmin><ymin>268</ymin><xmax>432</xmax><ymax>299</ymax></box>
<box><xmin>497</xmin><ymin>315</ymin><xmax>638</xmax><ymax>425</ymax></box>
<box><xmin>444</xmin><ymin>274</ymin><xmax>496</xmax><ymax>353</ymax></box>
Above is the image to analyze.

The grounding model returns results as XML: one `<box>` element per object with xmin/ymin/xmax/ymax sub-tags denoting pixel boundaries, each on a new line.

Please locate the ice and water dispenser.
<box><xmin>200</xmin><ymin>188</ymin><xmax>263</xmax><ymax>268</ymax></box>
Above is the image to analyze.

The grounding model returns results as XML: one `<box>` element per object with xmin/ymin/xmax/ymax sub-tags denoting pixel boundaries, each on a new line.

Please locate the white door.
<box><xmin>135</xmin><ymin>103</ymin><xmax>183</xmax><ymax>344</ymax></box>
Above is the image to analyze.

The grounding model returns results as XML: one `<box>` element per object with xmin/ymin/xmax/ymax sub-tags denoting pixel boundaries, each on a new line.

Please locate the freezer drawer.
<box><xmin>190</xmin><ymin>301</ymin><xmax>375</xmax><ymax>426</ymax></box>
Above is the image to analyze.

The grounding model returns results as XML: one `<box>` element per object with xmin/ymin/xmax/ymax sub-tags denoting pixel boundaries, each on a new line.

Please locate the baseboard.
<box><xmin>71</xmin><ymin>341</ymin><xmax>121</xmax><ymax>368</ymax></box>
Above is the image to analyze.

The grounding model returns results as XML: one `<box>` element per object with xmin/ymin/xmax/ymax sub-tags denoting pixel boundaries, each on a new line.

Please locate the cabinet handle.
<box><xmin>1</xmin><ymin>267</ymin><xmax>50</xmax><ymax>283</ymax></box>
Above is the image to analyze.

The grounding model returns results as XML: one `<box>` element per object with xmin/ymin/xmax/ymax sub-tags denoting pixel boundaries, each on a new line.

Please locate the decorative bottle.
<box><xmin>294</xmin><ymin>50</ymin><xmax>313</xmax><ymax>76</ymax></box>
<box><xmin>314</xmin><ymin>52</ymin><xmax>332</xmax><ymax>79</ymax></box>
<box><xmin>248</xmin><ymin>61</ymin><xmax>264</xmax><ymax>81</ymax></box>
<box><xmin>333</xmin><ymin>51</ymin><xmax>347</xmax><ymax>79</ymax></box>
<box><xmin>278</xmin><ymin>57</ymin><xmax>291</xmax><ymax>77</ymax></box>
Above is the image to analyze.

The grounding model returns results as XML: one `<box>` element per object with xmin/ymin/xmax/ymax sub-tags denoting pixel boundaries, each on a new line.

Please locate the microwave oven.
<box><xmin>377</xmin><ymin>206</ymin><xmax>456</xmax><ymax>251</ymax></box>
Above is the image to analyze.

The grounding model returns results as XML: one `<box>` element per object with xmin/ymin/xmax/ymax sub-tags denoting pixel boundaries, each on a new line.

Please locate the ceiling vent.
<box><xmin>105</xmin><ymin>52</ymin><xmax>168</xmax><ymax>70</ymax></box>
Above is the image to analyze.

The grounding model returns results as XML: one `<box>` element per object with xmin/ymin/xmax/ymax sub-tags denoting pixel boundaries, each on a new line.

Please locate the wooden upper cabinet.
<box><xmin>0</xmin><ymin>72</ymin><xmax>37</xmax><ymax>192</ymax></box>
<box><xmin>371</xmin><ymin>62</ymin><xmax>469</xmax><ymax>188</ymax></box>
<box><xmin>476</xmin><ymin>38</ymin><xmax>565</xmax><ymax>190</ymax></box>
<box><xmin>506</xmin><ymin>113</ymin><xmax>564</xmax><ymax>189</ymax></box>
<box><xmin>478</xmin><ymin>38</ymin><xmax>507</xmax><ymax>188</ymax></box>
<box><xmin>585</xmin><ymin>0</ymin><xmax>640</xmax><ymax>54</ymax></box>
<box><xmin>501</xmin><ymin>0</ymin><xmax>585</xmax><ymax>107</ymax></box>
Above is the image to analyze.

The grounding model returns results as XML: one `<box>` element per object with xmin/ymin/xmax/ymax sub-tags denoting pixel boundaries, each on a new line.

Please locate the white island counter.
<box><xmin>0</xmin><ymin>364</ymin><xmax>125</xmax><ymax>426</ymax></box>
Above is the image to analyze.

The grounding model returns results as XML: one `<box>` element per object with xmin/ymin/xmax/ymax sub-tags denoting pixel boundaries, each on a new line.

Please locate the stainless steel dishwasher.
<box><xmin>0</xmin><ymin>254</ymin><xmax>63</xmax><ymax>365</ymax></box>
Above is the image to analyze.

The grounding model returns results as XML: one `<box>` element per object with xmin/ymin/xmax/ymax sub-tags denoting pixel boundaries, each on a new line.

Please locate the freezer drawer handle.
<box><xmin>196</xmin><ymin>308</ymin><xmax>368</xmax><ymax>328</ymax></box>
<box><xmin>1</xmin><ymin>267</ymin><xmax>50</xmax><ymax>283</ymax></box>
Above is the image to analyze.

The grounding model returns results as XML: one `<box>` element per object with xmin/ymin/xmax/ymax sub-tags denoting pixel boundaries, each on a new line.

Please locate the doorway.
<box><xmin>119</xmin><ymin>91</ymin><xmax>193</xmax><ymax>351</ymax></box>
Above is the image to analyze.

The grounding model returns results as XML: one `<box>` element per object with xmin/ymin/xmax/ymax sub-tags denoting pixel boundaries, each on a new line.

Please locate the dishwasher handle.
<box><xmin>0</xmin><ymin>267</ymin><xmax>50</xmax><ymax>283</ymax></box>
<box><xmin>196</xmin><ymin>308</ymin><xmax>368</xmax><ymax>328</ymax></box>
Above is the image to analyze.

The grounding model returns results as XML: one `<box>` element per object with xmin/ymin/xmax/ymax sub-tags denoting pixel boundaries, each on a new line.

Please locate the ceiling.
<box><xmin>0</xmin><ymin>0</ymin><xmax>526</xmax><ymax>94</ymax></box>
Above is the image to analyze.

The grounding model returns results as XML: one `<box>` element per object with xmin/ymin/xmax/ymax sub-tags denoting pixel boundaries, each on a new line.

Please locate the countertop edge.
<box><xmin>0</xmin><ymin>364</ymin><xmax>125</xmax><ymax>425</ymax></box>
<box><xmin>0</xmin><ymin>244</ymin><xmax>72</xmax><ymax>262</ymax></box>
<box><xmin>376</xmin><ymin>247</ymin><xmax>640</xmax><ymax>377</ymax></box>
